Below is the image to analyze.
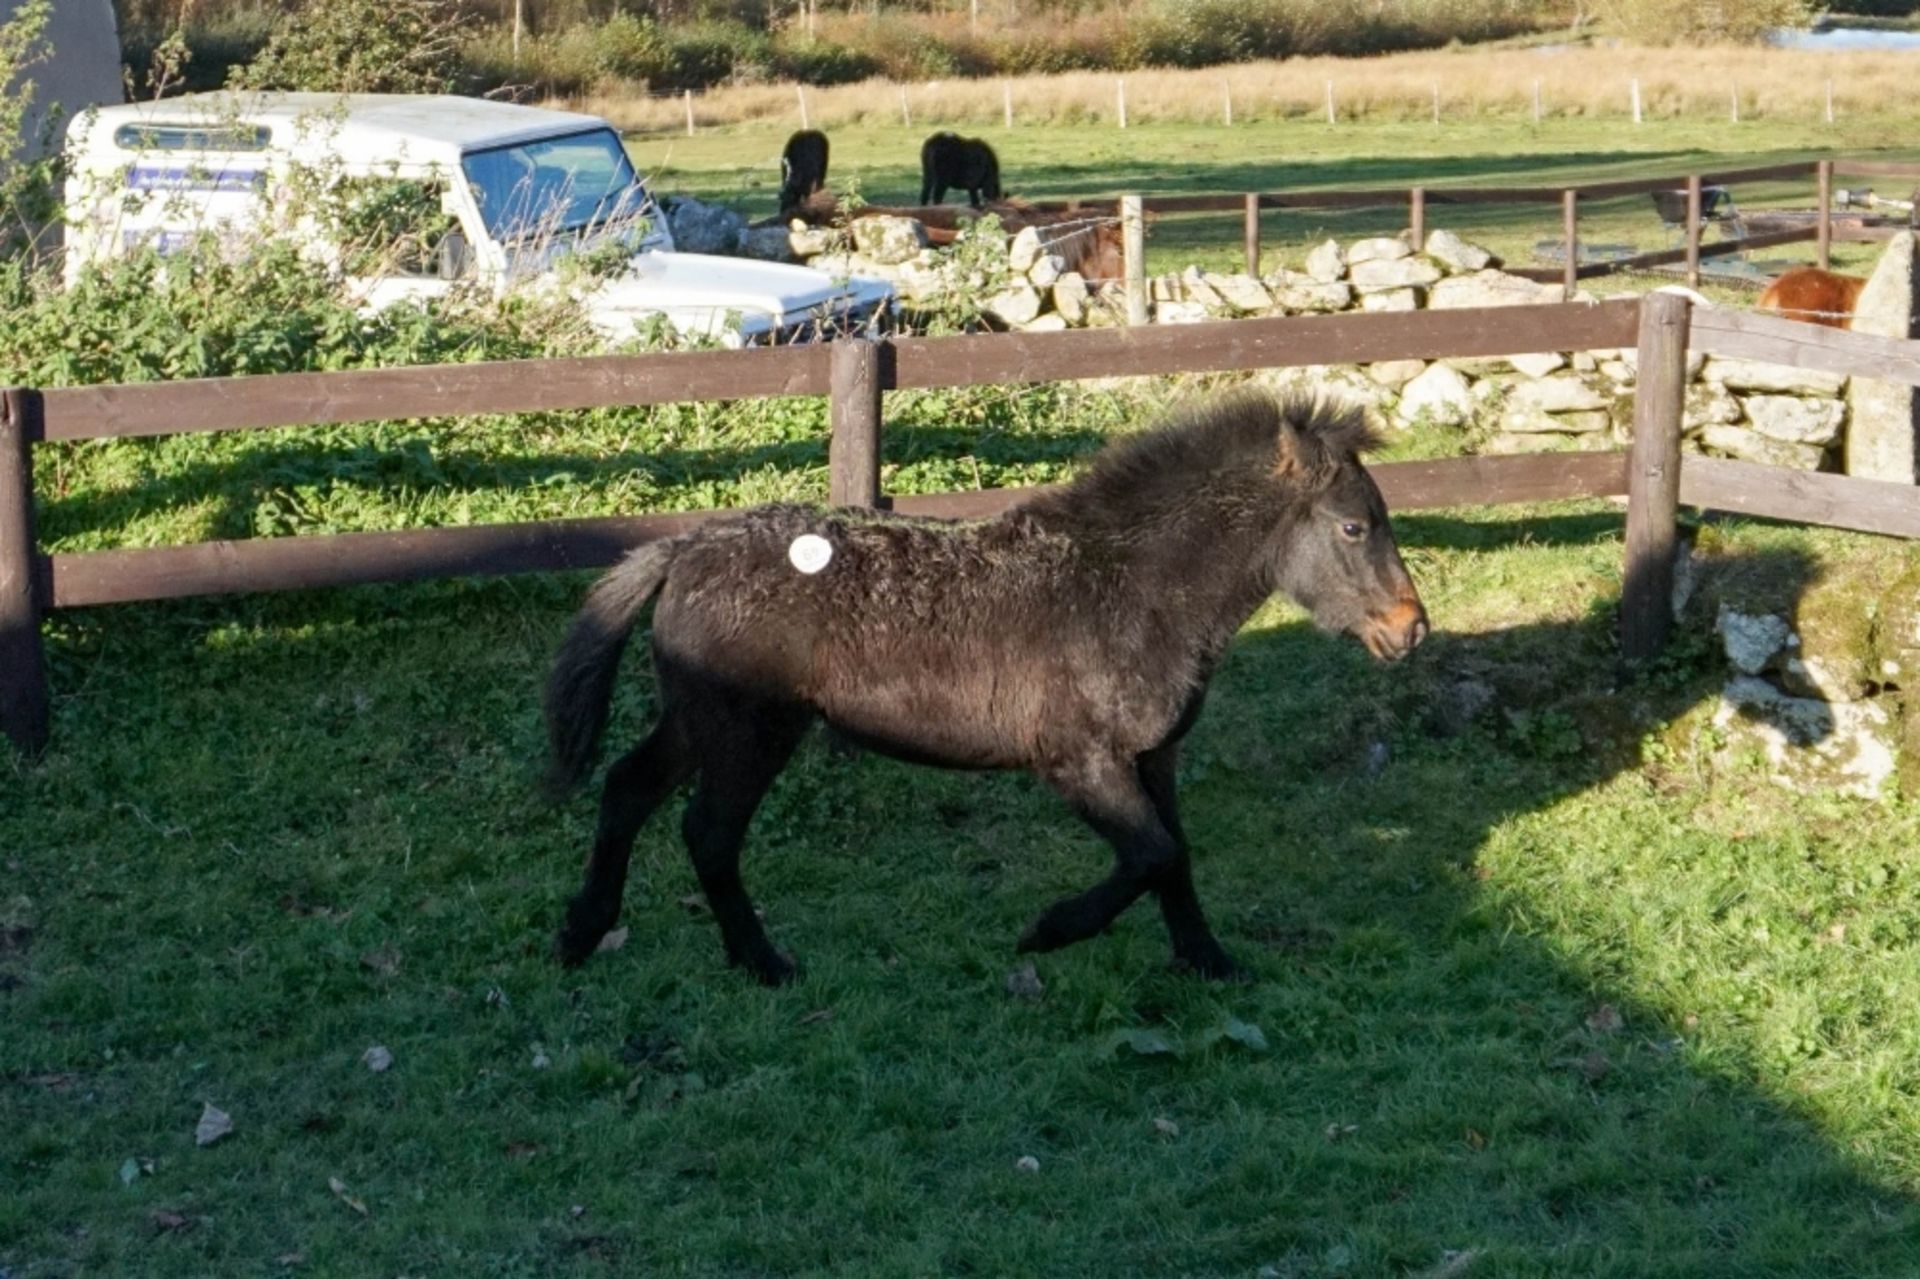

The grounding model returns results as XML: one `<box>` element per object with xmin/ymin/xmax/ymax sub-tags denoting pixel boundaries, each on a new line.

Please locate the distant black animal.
<box><xmin>545</xmin><ymin>392</ymin><xmax>1428</xmax><ymax>986</ymax></box>
<box><xmin>778</xmin><ymin>129</ymin><xmax>829</xmax><ymax>215</ymax></box>
<box><xmin>919</xmin><ymin>131</ymin><xmax>1003</xmax><ymax>207</ymax></box>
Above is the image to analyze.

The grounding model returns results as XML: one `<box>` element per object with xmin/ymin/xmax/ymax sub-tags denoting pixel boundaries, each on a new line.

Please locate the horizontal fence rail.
<box><xmin>8</xmin><ymin>289</ymin><xmax>1920</xmax><ymax>756</ymax></box>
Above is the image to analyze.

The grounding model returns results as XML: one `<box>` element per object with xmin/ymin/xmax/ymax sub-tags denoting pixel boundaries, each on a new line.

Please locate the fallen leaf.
<box><xmin>1415</xmin><ymin>1248</ymin><xmax>1482</xmax><ymax>1279</ymax></box>
<box><xmin>326</xmin><ymin>1175</ymin><xmax>368</xmax><ymax>1216</ymax></box>
<box><xmin>119</xmin><ymin>1156</ymin><xmax>141</xmax><ymax>1187</ymax></box>
<box><xmin>1152</xmin><ymin>1117</ymin><xmax>1180</xmax><ymax>1138</ymax></box>
<box><xmin>504</xmin><ymin>1140</ymin><xmax>541</xmax><ymax>1159</ymax></box>
<box><xmin>569</xmin><ymin>1205</ymin><xmax>586</xmax><ymax>1219</ymax></box>
<box><xmin>595</xmin><ymin>927</ymin><xmax>629</xmax><ymax>954</ymax></box>
<box><xmin>798</xmin><ymin>1008</ymin><xmax>834</xmax><ymax>1027</ymax></box>
<box><xmin>531</xmin><ymin>1047</ymin><xmax>552</xmax><ymax>1070</ymax></box>
<box><xmin>1324</xmin><ymin>1122</ymin><xmax>1358</xmax><ymax>1143</ymax></box>
<box><xmin>1104</xmin><ymin>1028</ymin><xmax>1176</xmax><ymax>1058</ymax></box>
<box><xmin>1585</xmin><ymin>1004</ymin><xmax>1624</xmax><ymax>1035</ymax></box>
<box><xmin>358</xmin><ymin>946</ymin><xmax>400</xmax><ymax>977</ymax></box>
<box><xmin>194</xmin><ymin>1103</ymin><xmax>233</xmax><ymax>1148</ymax></box>
<box><xmin>1003</xmin><ymin>963</ymin><xmax>1045</xmax><ymax>1000</ymax></box>
<box><xmin>149</xmin><ymin>1209</ymin><xmax>192</xmax><ymax>1234</ymax></box>
<box><xmin>1013</xmin><ymin>1155</ymin><xmax>1040</xmax><ymax>1173</ymax></box>
<box><xmin>361</xmin><ymin>1045</ymin><xmax>393</xmax><ymax>1073</ymax></box>
<box><xmin>677</xmin><ymin>894</ymin><xmax>707</xmax><ymax>915</ymax></box>
<box><xmin>1215</xmin><ymin>1017</ymin><xmax>1269</xmax><ymax>1053</ymax></box>
<box><xmin>275</xmin><ymin>1252</ymin><xmax>306</xmax><ymax>1267</ymax></box>
<box><xmin>1463</xmin><ymin>1127</ymin><xmax>1487</xmax><ymax>1151</ymax></box>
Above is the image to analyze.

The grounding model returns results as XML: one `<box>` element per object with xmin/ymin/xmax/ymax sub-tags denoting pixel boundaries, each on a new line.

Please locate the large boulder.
<box><xmin>665</xmin><ymin>197</ymin><xmax>745</xmax><ymax>255</ymax></box>
<box><xmin>1361</xmin><ymin>288</ymin><xmax>1419</xmax><ymax>313</ymax></box>
<box><xmin>1347</xmin><ymin>236</ymin><xmax>1411</xmax><ymax>265</ymax></box>
<box><xmin>1422</xmin><ymin>229</ymin><xmax>1496</xmax><ymax>272</ymax></box>
<box><xmin>1428</xmin><ymin>270</ymin><xmax>1559</xmax><ymax>309</ymax></box>
<box><xmin>1698</xmin><ymin>424</ymin><xmax>1826</xmax><ymax>470</ymax></box>
<box><xmin>1304</xmin><ymin>239</ymin><xmax>1347</xmax><ymax>282</ymax></box>
<box><xmin>1742</xmin><ymin>395</ymin><xmax>1845</xmax><ymax>447</ymax></box>
<box><xmin>1704</xmin><ymin>356</ymin><xmax>1847</xmax><ymax>397</ymax></box>
<box><xmin>1396</xmin><ymin>362</ymin><xmax>1475</xmax><ymax>428</ymax></box>
<box><xmin>1350</xmin><ymin>257</ymin><xmax>1445</xmax><ymax>293</ymax></box>
<box><xmin>983</xmin><ymin>283</ymin><xmax>1044</xmax><ymax>327</ymax></box>
<box><xmin>850</xmin><ymin>215</ymin><xmax>930</xmax><ymax>265</ymax></box>
<box><xmin>1052</xmin><ymin>272</ymin><xmax>1090</xmax><ymax>325</ymax></box>
<box><xmin>1714</xmin><ymin>677</ymin><xmax>1899</xmax><ymax>800</ymax></box>
<box><xmin>1845</xmin><ymin>231</ymin><xmax>1919</xmax><ymax>481</ymax></box>
<box><xmin>1507</xmin><ymin>375</ymin><xmax>1612</xmax><ymax>414</ymax></box>
<box><xmin>1266</xmin><ymin>271</ymin><xmax>1352</xmax><ymax>312</ymax></box>
<box><xmin>1208</xmin><ymin>272</ymin><xmax>1272</xmax><ymax>314</ymax></box>
<box><xmin>736</xmin><ymin>225</ymin><xmax>796</xmax><ymax>262</ymax></box>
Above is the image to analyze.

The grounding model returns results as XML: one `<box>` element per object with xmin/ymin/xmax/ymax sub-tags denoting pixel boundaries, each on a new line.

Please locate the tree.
<box><xmin>1593</xmin><ymin>0</ymin><xmax>1814</xmax><ymax>44</ymax></box>
<box><xmin>230</xmin><ymin>0</ymin><xmax>462</xmax><ymax>94</ymax></box>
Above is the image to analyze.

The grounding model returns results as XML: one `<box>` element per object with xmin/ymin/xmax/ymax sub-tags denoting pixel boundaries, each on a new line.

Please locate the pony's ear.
<box><xmin>1273</xmin><ymin>420</ymin><xmax>1329</xmax><ymax>482</ymax></box>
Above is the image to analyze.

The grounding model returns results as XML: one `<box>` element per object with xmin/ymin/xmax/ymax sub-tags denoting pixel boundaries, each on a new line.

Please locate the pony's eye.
<box><xmin>1339</xmin><ymin>521</ymin><xmax>1366</xmax><ymax>540</ymax></box>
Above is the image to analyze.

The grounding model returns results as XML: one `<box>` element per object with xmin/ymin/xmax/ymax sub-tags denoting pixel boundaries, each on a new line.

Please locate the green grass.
<box><xmin>7</xmin><ymin>372</ymin><xmax>1920</xmax><ymax>1274</ymax></box>
<box><xmin>637</xmin><ymin>115</ymin><xmax>1920</xmax><ymax>279</ymax></box>
<box><xmin>8</xmin><ymin>114</ymin><xmax>1920</xmax><ymax>1277</ymax></box>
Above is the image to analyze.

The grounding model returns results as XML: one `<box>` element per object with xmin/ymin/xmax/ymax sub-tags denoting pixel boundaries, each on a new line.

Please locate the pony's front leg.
<box><xmin>1136</xmin><ymin>743</ymin><xmax>1244</xmax><ymax>981</ymax></box>
<box><xmin>1020</xmin><ymin>752</ymin><xmax>1244</xmax><ymax>980</ymax></box>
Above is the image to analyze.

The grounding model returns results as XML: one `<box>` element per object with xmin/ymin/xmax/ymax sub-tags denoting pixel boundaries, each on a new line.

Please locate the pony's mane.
<box><xmin>1072</xmin><ymin>392</ymin><xmax>1379</xmax><ymax>502</ymax></box>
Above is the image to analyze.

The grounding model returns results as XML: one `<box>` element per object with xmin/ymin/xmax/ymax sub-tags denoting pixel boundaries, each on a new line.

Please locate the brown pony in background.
<box><xmin>1757</xmin><ymin>266</ymin><xmax>1867</xmax><ymax>329</ymax></box>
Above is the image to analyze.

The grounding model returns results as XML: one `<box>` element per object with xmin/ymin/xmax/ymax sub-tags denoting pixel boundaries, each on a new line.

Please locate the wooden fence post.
<box><xmin>1562</xmin><ymin>189</ymin><xmax>1579</xmax><ymax>301</ymax></box>
<box><xmin>1408</xmin><ymin>186</ymin><xmax>1425</xmax><ymax>252</ymax></box>
<box><xmin>828</xmin><ymin>339</ymin><xmax>882</xmax><ymax>510</ymax></box>
<box><xmin>1121</xmin><ymin>196</ymin><xmax>1148</xmax><ymax>326</ymax></box>
<box><xmin>1621</xmin><ymin>293</ymin><xmax>1690</xmax><ymax>664</ymax></box>
<box><xmin>0</xmin><ymin>388</ymin><xmax>49</xmax><ymax>756</ymax></box>
<box><xmin>1817</xmin><ymin>159</ymin><xmax>1833</xmax><ymax>271</ymax></box>
<box><xmin>1685</xmin><ymin>173</ymin><xmax>1702</xmax><ymax>289</ymax></box>
<box><xmin>1243</xmin><ymin>193</ymin><xmax>1260</xmax><ymax>276</ymax></box>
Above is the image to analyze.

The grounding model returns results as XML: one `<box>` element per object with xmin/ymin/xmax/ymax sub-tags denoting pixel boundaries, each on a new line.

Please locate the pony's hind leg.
<box><xmin>681</xmin><ymin>702</ymin><xmax>812</xmax><ymax>986</ymax></box>
<box><xmin>555</xmin><ymin>715</ymin><xmax>694</xmax><ymax>966</ymax></box>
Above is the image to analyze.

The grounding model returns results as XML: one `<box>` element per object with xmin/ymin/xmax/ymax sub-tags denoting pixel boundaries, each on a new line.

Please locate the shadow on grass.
<box><xmin>8</xmin><ymin>530</ymin><xmax>1915</xmax><ymax>1275</ymax></box>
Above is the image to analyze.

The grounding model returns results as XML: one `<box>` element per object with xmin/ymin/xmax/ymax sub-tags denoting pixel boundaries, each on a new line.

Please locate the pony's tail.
<box><xmin>542</xmin><ymin>539</ymin><xmax>680</xmax><ymax>796</ymax></box>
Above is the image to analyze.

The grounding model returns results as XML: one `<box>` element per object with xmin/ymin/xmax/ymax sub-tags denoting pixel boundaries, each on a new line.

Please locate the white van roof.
<box><xmin>76</xmin><ymin>92</ymin><xmax>615</xmax><ymax>165</ymax></box>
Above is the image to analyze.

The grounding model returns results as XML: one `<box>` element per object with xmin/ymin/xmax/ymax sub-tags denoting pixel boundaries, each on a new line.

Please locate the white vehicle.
<box><xmin>62</xmin><ymin>92</ymin><xmax>893</xmax><ymax>345</ymax></box>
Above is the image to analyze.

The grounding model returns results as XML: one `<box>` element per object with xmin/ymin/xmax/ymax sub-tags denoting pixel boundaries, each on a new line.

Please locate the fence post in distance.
<box><xmin>1408</xmin><ymin>186</ymin><xmax>1425</xmax><ymax>253</ymax></box>
<box><xmin>1562</xmin><ymin>189</ymin><xmax>1579</xmax><ymax>301</ymax></box>
<box><xmin>1121</xmin><ymin>195</ymin><xmax>1148</xmax><ymax>326</ymax></box>
<box><xmin>1243</xmin><ymin>193</ymin><xmax>1260</xmax><ymax>276</ymax></box>
<box><xmin>1685</xmin><ymin>174</ymin><xmax>1702</xmax><ymax>289</ymax></box>
<box><xmin>1817</xmin><ymin>159</ymin><xmax>1833</xmax><ymax>271</ymax></box>
<box><xmin>0</xmin><ymin>388</ymin><xmax>49</xmax><ymax>756</ymax></box>
<box><xmin>1621</xmin><ymin>293</ymin><xmax>1690</xmax><ymax>665</ymax></box>
<box><xmin>829</xmin><ymin>339</ymin><xmax>882</xmax><ymax>510</ymax></box>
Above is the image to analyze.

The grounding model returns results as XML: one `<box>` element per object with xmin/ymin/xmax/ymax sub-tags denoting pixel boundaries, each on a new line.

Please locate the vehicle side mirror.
<box><xmin>437</xmin><ymin>230</ymin><xmax>472</xmax><ymax>281</ymax></box>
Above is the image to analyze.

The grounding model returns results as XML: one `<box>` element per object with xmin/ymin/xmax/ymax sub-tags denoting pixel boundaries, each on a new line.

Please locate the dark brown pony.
<box><xmin>919</xmin><ymin>132</ymin><xmax>1003</xmax><ymax>207</ymax></box>
<box><xmin>545</xmin><ymin>392</ymin><xmax>1428</xmax><ymax>985</ymax></box>
<box><xmin>778</xmin><ymin>129</ymin><xmax>829</xmax><ymax>216</ymax></box>
<box><xmin>1757</xmin><ymin>266</ymin><xmax>1867</xmax><ymax>329</ymax></box>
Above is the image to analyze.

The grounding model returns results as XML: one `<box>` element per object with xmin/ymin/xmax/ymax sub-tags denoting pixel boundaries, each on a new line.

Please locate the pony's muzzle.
<box><xmin>1361</xmin><ymin>599</ymin><xmax>1429</xmax><ymax>662</ymax></box>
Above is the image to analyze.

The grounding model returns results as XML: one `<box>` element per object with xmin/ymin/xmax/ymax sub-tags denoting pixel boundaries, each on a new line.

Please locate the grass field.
<box><xmin>10</xmin><ymin>109</ymin><xmax>1920</xmax><ymax>1276</ymax></box>
<box><xmin>630</xmin><ymin>115</ymin><xmax>1920</xmax><ymax>280</ymax></box>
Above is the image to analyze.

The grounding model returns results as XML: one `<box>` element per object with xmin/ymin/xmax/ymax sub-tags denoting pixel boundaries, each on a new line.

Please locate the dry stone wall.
<box><xmin>736</xmin><ymin>208</ymin><xmax>1857</xmax><ymax>472</ymax></box>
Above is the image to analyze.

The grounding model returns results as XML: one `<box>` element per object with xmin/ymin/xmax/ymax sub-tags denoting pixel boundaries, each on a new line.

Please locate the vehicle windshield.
<box><xmin>460</xmin><ymin>128</ymin><xmax>646</xmax><ymax>243</ymax></box>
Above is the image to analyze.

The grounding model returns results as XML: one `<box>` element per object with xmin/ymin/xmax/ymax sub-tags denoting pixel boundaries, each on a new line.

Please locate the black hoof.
<box><xmin>1175</xmin><ymin>942</ymin><xmax>1252</xmax><ymax>983</ymax></box>
<box><xmin>554</xmin><ymin>928</ymin><xmax>600</xmax><ymax>968</ymax></box>
<box><xmin>736</xmin><ymin>947</ymin><xmax>799</xmax><ymax>987</ymax></box>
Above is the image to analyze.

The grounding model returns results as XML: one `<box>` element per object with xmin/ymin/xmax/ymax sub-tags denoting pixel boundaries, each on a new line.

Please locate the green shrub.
<box><xmin>771</xmin><ymin>38</ymin><xmax>880</xmax><ymax>87</ymax></box>
<box><xmin>0</xmin><ymin>0</ymin><xmax>60</xmax><ymax>258</ymax></box>
<box><xmin>231</xmin><ymin>0</ymin><xmax>463</xmax><ymax>94</ymax></box>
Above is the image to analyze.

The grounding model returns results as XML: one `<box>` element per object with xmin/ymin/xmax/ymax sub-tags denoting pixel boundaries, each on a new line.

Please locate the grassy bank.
<box><xmin>627</xmin><ymin>115</ymin><xmax>1920</xmax><ymax>279</ymax></box>
<box><xmin>7</xmin><ymin>377</ymin><xmax>1920</xmax><ymax>1271</ymax></box>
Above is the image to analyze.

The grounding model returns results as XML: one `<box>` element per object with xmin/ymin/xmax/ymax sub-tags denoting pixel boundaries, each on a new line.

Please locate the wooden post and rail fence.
<box><xmin>1054</xmin><ymin>155</ymin><xmax>1920</xmax><ymax>296</ymax></box>
<box><xmin>8</xmin><ymin>293</ymin><xmax>1920</xmax><ymax>757</ymax></box>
